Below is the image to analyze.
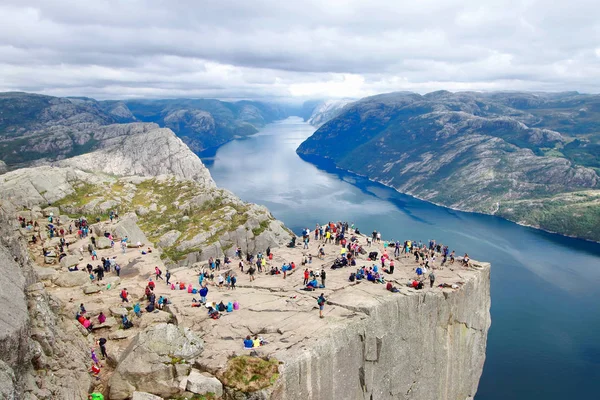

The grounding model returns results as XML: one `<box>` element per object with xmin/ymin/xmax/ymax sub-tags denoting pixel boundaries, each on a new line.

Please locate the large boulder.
<box><xmin>108</xmin><ymin>323</ymin><xmax>203</xmax><ymax>400</ymax></box>
<box><xmin>35</xmin><ymin>267</ymin><xmax>58</xmax><ymax>281</ymax></box>
<box><xmin>113</xmin><ymin>213</ymin><xmax>148</xmax><ymax>245</ymax></box>
<box><xmin>157</xmin><ymin>230</ymin><xmax>181</xmax><ymax>248</ymax></box>
<box><xmin>186</xmin><ymin>370</ymin><xmax>223</xmax><ymax>397</ymax></box>
<box><xmin>97</xmin><ymin>236</ymin><xmax>111</xmax><ymax>249</ymax></box>
<box><xmin>59</xmin><ymin>255</ymin><xmax>81</xmax><ymax>269</ymax></box>
<box><xmin>53</xmin><ymin>272</ymin><xmax>90</xmax><ymax>287</ymax></box>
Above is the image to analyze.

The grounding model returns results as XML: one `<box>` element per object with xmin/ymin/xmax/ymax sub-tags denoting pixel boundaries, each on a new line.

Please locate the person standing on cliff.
<box><xmin>429</xmin><ymin>271</ymin><xmax>436</xmax><ymax>288</ymax></box>
<box><xmin>317</xmin><ymin>293</ymin><xmax>326</xmax><ymax>318</ymax></box>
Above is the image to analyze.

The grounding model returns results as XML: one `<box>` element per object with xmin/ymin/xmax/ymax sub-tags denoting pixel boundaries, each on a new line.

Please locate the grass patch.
<box><xmin>252</xmin><ymin>219</ymin><xmax>271</xmax><ymax>237</ymax></box>
<box><xmin>221</xmin><ymin>356</ymin><xmax>279</xmax><ymax>392</ymax></box>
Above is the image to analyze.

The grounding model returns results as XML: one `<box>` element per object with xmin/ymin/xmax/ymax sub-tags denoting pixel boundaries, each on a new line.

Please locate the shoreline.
<box><xmin>296</xmin><ymin>152</ymin><xmax>600</xmax><ymax>245</ymax></box>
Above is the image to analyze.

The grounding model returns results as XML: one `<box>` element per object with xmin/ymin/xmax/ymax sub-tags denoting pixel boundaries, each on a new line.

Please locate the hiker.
<box><xmin>120</xmin><ymin>288</ymin><xmax>129</xmax><ymax>303</ymax></box>
<box><xmin>321</xmin><ymin>269</ymin><xmax>326</xmax><ymax>287</ymax></box>
<box><xmin>91</xmin><ymin>348</ymin><xmax>100</xmax><ymax>366</ymax></box>
<box><xmin>244</xmin><ymin>335</ymin><xmax>254</xmax><ymax>349</ymax></box>
<box><xmin>133</xmin><ymin>303</ymin><xmax>141</xmax><ymax>317</ymax></box>
<box><xmin>429</xmin><ymin>271</ymin><xmax>436</xmax><ymax>288</ymax></box>
<box><xmin>317</xmin><ymin>293</ymin><xmax>326</xmax><ymax>318</ymax></box>
<box><xmin>121</xmin><ymin>314</ymin><xmax>133</xmax><ymax>329</ymax></box>
<box><xmin>155</xmin><ymin>266</ymin><xmax>163</xmax><ymax>280</ymax></box>
<box><xmin>115</xmin><ymin>263</ymin><xmax>121</xmax><ymax>276</ymax></box>
<box><xmin>231</xmin><ymin>275</ymin><xmax>237</xmax><ymax>289</ymax></box>
<box><xmin>97</xmin><ymin>311</ymin><xmax>106</xmax><ymax>324</ymax></box>
<box><xmin>199</xmin><ymin>285</ymin><xmax>209</xmax><ymax>304</ymax></box>
<box><xmin>303</xmin><ymin>269</ymin><xmax>309</xmax><ymax>286</ymax></box>
<box><xmin>165</xmin><ymin>270</ymin><xmax>171</xmax><ymax>284</ymax></box>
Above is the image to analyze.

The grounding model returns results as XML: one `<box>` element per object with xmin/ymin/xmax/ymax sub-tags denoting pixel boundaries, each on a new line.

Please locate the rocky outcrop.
<box><xmin>56</xmin><ymin>124</ymin><xmax>215</xmax><ymax>187</ymax></box>
<box><xmin>0</xmin><ymin>160</ymin><xmax>7</xmax><ymax>174</ymax></box>
<box><xmin>272</xmin><ymin>263</ymin><xmax>491</xmax><ymax>400</ymax></box>
<box><xmin>0</xmin><ymin>201</ymin><xmax>91</xmax><ymax>400</ymax></box>
<box><xmin>108</xmin><ymin>323</ymin><xmax>203</xmax><ymax>399</ymax></box>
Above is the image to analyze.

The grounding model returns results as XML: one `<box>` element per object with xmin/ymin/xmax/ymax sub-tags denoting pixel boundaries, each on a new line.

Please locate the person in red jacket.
<box><xmin>120</xmin><ymin>288</ymin><xmax>129</xmax><ymax>303</ymax></box>
<box><xmin>303</xmin><ymin>269</ymin><xmax>309</xmax><ymax>285</ymax></box>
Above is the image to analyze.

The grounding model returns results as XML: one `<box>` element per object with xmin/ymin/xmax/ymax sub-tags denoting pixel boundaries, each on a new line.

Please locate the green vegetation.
<box><xmin>498</xmin><ymin>192</ymin><xmax>600</xmax><ymax>242</ymax></box>
<box><xmin>52</xmin><ymin>176</ymin><xmax>259</xmax><ymax>262</ymax></box>
<box><xmin>221</xmin><ymin>356</ymin><xmax>280</xmax><ymax>392</ymax></box>
<box><xmin>252</xmin><ymin>219</ymin><xmax>271</xmax><ymax>237</ymax></box>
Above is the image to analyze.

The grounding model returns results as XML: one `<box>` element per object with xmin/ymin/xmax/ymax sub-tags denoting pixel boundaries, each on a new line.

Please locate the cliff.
<box><xmin>297</xmin><ymin>91</ymin><xmax>600</xmax><ymax>242</ymax></box>
<box><xmin>0</xmin><ymin>201</ymin><xmax>91</xmax><ymax>400</ymax></box>
<box><xmin>275</xmin><ymin>262</ymin><xmax>490</xmax><ymax>400</ymax></box>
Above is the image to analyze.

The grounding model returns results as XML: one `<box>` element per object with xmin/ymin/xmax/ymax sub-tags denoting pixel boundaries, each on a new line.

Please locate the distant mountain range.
<box><xmin>0</xmin><ymin>92</ymin><xmax>289</xmax><ymax>167</ymax></box>
<box><xmin>297</xmin><ymin>91</ymin><xmax>600</xmax><ymax>242</ymax></box>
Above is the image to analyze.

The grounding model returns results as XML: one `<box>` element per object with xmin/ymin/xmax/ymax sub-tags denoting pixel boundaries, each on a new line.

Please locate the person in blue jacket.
<box><xmin>199</xmin><ymin>285</ymin><xmax>209</xmax><ymax>304</ymax></box>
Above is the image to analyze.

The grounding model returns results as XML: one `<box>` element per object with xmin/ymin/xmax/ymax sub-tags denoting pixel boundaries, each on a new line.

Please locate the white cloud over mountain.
<box><xmin>1</xmin><ymin>0</ymin><xmax>599</xmax><ymax>99</ymax></box>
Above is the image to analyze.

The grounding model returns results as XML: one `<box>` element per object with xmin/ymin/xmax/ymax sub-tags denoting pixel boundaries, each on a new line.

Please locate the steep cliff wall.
<box><xmin>0</xmin><ymin>201</ymin><xmax>91</xmax><ymax>400</ymax></box>
<box><xmin>273</xmin><ymin>264</ymin><xmax>490</xmax><ymax>400</ymax></box>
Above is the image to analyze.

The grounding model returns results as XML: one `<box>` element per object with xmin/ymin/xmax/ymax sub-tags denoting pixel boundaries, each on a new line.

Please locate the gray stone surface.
<box><xmin>59</xmin><ymin>254</ymin><xmax>81</xmax><ymax>269</ymax></box>
<box><xmin>97</xmin><ymin>236</ymin><xmax>111</xmax><ymax>249</ymax></box>
<box><xmin>158</xmin><ymin>230</ymin><xmax>181</xmax><ymax>248</ymax></box>
<box><xmin>53</xmin><ymin>271</ymin><xmax>90</xmax><ymax>287</ymax></box>
<box><xmin>113</xmin><ymin>213</ymin><xmax>148</xmax><ymax>245</ymax></box>
<box><xmin>108</xmin><ymin>323</ymin><xmax>203</xmax><ymax>400</ymax></box>
<box><xmin>186</xmin><ymin>369</ymin><xmax>223</xmax><ymax>397</ymax></box>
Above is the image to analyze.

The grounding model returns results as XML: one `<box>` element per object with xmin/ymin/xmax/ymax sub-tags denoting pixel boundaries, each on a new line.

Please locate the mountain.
<box><xmin>297</xmin><ymin>91</ymin><xmax>600</xmax><ymax>241</ymax></box>
<box><xmin>0</xmin><ymin>93</ymin><xmax>289</xmax><ymax>170</ymax></box>
<box><xmin>301</xmin><ymin>99</ymin><xmax>354</xmax><ymax>127</ymax></box>
<box><xmin>123</xmin><ymin>98</ymin><xmax>288</xmax><ymax>152</ymax></box>
<box><xmin>0</xmin><ymin>92</ymin><xmax>137</xmax><ymax>168</ymax></box>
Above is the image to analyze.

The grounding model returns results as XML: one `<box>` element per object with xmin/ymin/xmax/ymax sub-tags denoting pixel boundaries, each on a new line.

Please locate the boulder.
<box><xmin>44</xmin><ymin>256</ymin><xmax>57</xmax><ymax>265</ymax></box>
<box><xmin>92</xmin><ymin>316</ymin><xmax>117</xmax><ymax>330</ymax></box>
<box><xmin>97</xmin><ymin>237</ymin><xmax>111</xmax><ymax>249</ymax></box>
<box><xmin>132</xmin><ymin>392</ymin><xmax>164</xmax><ymax>400</ymax></box>
<box><xmin>108</xmin><ymin>323</ymin><xmax>203</xmax><ymax>400</ymax></box>
<box><xmin>136</xmin><ymin>206</ymin><xmax>149</xmax><ymax>216</ymax></box>
<box><xmin>110</xmin><ymin>307</ymin><xmax>129</xmax><ymax>317</ymax></box>
<box><xmin>59</xmin><ymin>255</ymin><xmax>81</xmax><ymax>269</ymax></box>
<box><xmin>113</xmin><ymin>213</ymin><xmax>148</xmax><ymax>245</ymax></box>
<box><xmin>35</xmin><ymin>267</ymin><xmax>58</xmax><ymax>281</ymax></box>
<box><xmin>53</xmin><ymin>272</ymin><xmax>90</xmax><ymax>287</ymax></box>
<box><xmin>139</xmin><ymin>310</ymin><xmax>173</xmax><ymax>328</ymax></box>
<box><xmin>186</xmin><ymin>370</ymin><xmax>223</xmax><ymax>397</ymax></box>
<box><xmin>83</xmin><ymin>284</ymin><xmax>103</xmax><ymax>294</ymax></box>
<box><xmin>157</xmin><ymin>230</ymin><xmax>181</xmax><ymax>248</ymax></box>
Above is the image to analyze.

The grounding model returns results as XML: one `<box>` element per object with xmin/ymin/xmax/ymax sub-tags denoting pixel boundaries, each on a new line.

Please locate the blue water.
<box><xmin>201</xmin><ymin>117</ymin><xmax>600</xmax><ymax>399</ymax></box>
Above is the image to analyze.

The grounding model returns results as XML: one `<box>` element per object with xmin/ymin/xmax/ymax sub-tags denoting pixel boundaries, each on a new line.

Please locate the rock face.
<box><xmin>56</xmin><ymin>124</ymin><xmax>214</xmax><ymax>187</ymax></box>
<box><xmin>307</xmin><ymin>99</ymin><xmax>354</xmax><ymax>127</ymax></box>
<box><xmin>298</xmin><ymin>91</ymin><xmax>600</xmax><ymax>242</ymax></box>
<box><xmin>273</xmin><ymin>264</ymin><xmax>491</xmax><ymax>400</ymax></box>
<box><xmin>0</xmin><ymin>202</ymin><xmax>91</xmax><ymax>400</ymax></box>
<box><xmin>186</xmin><ymin>369</ymin><xmax>223</xmax><ymax>397</ymax></box>
<box><xmin>108</xmin><ymin>323</ymin><xmax>203</xmax><ymax>399</ymax></box>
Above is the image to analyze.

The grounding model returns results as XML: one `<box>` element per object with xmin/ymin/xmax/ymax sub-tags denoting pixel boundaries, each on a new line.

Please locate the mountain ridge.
<box><xmin>297</xmin><ymin>90</ymin><xmax>600</xmax><ymax>242</ymax></box>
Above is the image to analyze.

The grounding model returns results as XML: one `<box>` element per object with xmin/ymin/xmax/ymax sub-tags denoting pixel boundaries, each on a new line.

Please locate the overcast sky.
<box><xmin>1</xmin><ymin>0</ymin><xmax>599</xmax><ymax>100</ymax></box>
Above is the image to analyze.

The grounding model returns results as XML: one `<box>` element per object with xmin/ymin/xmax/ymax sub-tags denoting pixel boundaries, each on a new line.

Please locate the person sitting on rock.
<box><xmin>244</xmin><ymin>335</ymin><xmax>254</xmax><ymax>349</ymax></box>
<box><xmin>97</xmin><ymin>311</ymin><xmax>106</xmax><ymax>324</ymax></box>
<box><xmin>121</xmin><ymin>314</ymin><xmax>133</xmax><ymax>329</ymax></box>
<box><xmin>148</xmin><ymin>279</ymin><xmax>156</xmax><ymax>290</ymax></box>
<box><xmin>133</xmin><ymin>303</ymin><xmax>141</xmax><ymax>317</ymax></box>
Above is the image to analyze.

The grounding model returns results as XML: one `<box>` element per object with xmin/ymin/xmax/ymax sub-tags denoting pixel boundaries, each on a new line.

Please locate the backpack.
<box><xmin>227</xmin><ymin>302</ymin><xmax>233</xmax><ymax>312</ymax></box>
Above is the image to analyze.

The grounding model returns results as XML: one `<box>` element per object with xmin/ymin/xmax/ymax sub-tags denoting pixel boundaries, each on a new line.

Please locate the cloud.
<box><xmin>0</xmin><ymin>0</ymin><xmax>599</xmax><ymax>100</ymax></box>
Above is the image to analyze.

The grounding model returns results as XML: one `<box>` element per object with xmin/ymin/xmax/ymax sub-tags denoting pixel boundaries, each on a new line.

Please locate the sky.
<box><xmin>0</xmin><ymin>0</ymin><xmax>599</xmax><ymax>100</ymax></box>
